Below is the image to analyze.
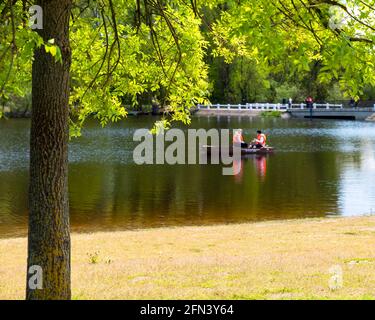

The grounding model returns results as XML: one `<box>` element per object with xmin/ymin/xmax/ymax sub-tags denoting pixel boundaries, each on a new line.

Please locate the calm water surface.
<box><xmin>1</xmin><ymin>116</ymin><xmax>375</xmax><ymax>238</ymax></box>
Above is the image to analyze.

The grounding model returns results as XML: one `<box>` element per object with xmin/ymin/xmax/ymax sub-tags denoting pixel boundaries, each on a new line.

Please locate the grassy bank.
<box><xmin>260</xmin><ymin>110</ymin><xmax>283</xmax><ymax>117</ymax></box>
<box><xmin>1</xmin><ymin>216</ymin><xmax>375</xmax><ymax>300</ymax></box>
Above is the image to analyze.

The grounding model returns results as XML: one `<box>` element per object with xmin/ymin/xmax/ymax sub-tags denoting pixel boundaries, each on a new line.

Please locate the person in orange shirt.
<box><xmin>251</xmin><ymin>130</ymin><xmax>267</xmax><ymax>149</ymax></box>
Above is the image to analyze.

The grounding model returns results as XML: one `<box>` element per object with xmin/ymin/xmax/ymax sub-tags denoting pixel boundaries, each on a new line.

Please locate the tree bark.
<box><xmin>27</xmin><ymin>0</ymin><xmax>72</xmax><ymax>300</ymax></box>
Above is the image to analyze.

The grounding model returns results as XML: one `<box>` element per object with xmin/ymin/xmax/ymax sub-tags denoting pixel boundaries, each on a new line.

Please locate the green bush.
<box><xmin>260</xmin><ymin>111</ymin><xmax>282</xmax><ymax>117</ymax></box>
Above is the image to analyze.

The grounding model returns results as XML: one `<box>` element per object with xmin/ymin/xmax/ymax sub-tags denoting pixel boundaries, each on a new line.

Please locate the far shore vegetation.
<box><xmin>260</xmin><ymin>111</ymin><xmax>283</xmax><ymax>118</ymax></box>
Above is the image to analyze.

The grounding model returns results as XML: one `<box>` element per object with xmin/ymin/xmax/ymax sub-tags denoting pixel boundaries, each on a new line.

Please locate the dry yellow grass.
<box><xmin>1</xmin><ymin>216</ymin><xmax>375</xmax><ymax>300</ymax></box>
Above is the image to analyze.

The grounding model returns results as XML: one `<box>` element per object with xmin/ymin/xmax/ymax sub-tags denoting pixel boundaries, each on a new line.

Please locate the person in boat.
<box><xmin>233</xmin><ymin>129</ymin><xmax>248</xmax><ymax>148</ymax></box>
<box><xmin>250</xmin><ymin>130</ymin><xmax>267</xmax><ymax>149</ymax></box>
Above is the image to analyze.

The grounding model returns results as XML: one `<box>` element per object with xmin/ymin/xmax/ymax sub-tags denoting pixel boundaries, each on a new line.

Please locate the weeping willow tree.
<box><xmin>1</xmin><ymin>0</ymin><xmax>375</xmax><ymax>299</ymax></box>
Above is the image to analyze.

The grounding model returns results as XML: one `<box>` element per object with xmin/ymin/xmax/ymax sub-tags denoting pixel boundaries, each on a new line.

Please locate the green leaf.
<box><xmin>49</xmin><ymin>45</ymin><xmax>57</xmax><ymax>57</ymax></box>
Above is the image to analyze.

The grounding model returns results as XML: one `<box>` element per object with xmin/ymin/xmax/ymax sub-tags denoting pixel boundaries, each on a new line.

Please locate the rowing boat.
<box><xmin>201</xmin><ymin>145</ymin><xmax>274</xmax><ymax>156</ymax></box>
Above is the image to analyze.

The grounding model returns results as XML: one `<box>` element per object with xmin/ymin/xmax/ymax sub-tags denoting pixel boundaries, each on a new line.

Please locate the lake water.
<box><xmin>1</xmin><ymin>116</ymin><xmax>375</xmax><ymax>238</ymax></box>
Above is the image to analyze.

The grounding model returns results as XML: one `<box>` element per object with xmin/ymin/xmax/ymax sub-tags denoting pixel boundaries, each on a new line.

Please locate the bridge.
<box><xmin>196</xmin><ymin>103</ymin><xmax>375</xmax><ymax>120</ymax></box>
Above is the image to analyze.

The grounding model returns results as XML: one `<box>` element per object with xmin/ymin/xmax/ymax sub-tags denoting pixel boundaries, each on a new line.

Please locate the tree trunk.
<box><xmin>27</xmin><ymin>0</ymin><xmax>72</xmax><ymax>300</ymax></box>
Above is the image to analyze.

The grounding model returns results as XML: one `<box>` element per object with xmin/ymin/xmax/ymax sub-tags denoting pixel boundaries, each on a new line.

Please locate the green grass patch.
<box><xmin>260</xmin><ymin>110</ymin><xmax>283</xmax><ymax>117</ymax></box>
<box><xmin>343</xmin><ymin>257</ymin><xmax>375</xmax><ymax>264</ymax></box>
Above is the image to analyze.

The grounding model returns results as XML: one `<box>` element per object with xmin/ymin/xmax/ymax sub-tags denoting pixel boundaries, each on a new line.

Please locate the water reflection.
<box><xmin>233</xmin><ymin>155</ymin><xmax>268</xmax><ymax>183</ymax></box>
<box><xmin>254</xmin><ymin>155</ymin><xmax>267</xmax><ymax>180</ymax></box>
<box><xmin>338</xmin><ymin>142</ymin><xmax>375</xmax><ymax>216</ymax></box>
<box><xmin>1</xmin><ymin>116</ymin><xmax>375</xmax><ymax>237</ymax></box>
<box><xmin>233</xmin><ymin>159</ymin><xmax>243</xmax><ymax>183</ymax></box>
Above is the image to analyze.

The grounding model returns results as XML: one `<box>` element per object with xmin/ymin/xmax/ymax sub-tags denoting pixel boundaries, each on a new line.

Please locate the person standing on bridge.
<box><xmin>305</xmin><ymin>96</ymin><xmax>314</xmax><ymax>109</ymax></box>
<box><xmin>349</xmin><ymin>98</ymin><xmax>359</xmax><ymax>109</ymax></box>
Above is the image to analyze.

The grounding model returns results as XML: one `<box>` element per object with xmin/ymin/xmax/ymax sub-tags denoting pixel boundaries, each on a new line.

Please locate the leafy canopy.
<box><xmin>1</xmin><ymin>0</ymin><xmax>375</xmax><ymax>126</ymax></box>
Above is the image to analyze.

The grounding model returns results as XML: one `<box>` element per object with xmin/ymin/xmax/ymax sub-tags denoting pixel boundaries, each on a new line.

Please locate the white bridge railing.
<box><xmin>197</xmin><ymin>103</ymin><xmax>344</xmax><ymax>110</ymax></box>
